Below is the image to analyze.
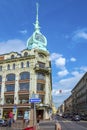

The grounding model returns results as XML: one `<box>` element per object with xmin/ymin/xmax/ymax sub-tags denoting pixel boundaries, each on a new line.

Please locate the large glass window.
<box><xmin>37</xmin><ymin>83</ymin><xmax>45</xmax><ymax>91</ymax></box>
<box><xmin>6</xmin><ymin>84</ymin><xmax>15</xmax><ymax>92</ymax></box>
<box><xmin>37</xmin><ymin>73</ymin><xmax>45</xmax><ymax>80</ymax></box>
<box><xmin>20</xmin><ymin>72</ymin><xmax>30</xmax><ymax>80</ymax></box>
<box><xmin>6</xmin><ymin>74</ymin><xmax>15</xmax><ymax>81</ymax></box>
<box><xmin>0</xmin><ymin>76</ymin><xmax>2</xmax><ymax>82</ymax></box>
<box><xmin>19</xmin><ymin>83</ymin><xmax>29</xmax><ymax>91</ymax></box>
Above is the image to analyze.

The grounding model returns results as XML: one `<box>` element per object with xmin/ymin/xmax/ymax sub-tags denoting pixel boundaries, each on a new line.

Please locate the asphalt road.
<box><xmin>57</xmin><ymin>116</ymin><xmax>87</xmax><ymax>130</ymax></box>
<box><xmin>39</xmin><ymin>117</ymin><xmax>87</xmax><ymax>130</ymax></box>
<box><xmin>0</xmin><ymin>117</ymin><xmax>87</xmax><ymax>130</ymax></box>
<box><xmin>39</xmin><ymin>120</ymin><xmax>56</xmax><ymax>130</ymax></box>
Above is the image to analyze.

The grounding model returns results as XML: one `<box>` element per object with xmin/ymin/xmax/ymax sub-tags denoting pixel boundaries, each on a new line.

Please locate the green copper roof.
<box><xmin>27</xmin><ymin>3</ymin><xmax>47</xmax><ymax>51</ymax></box>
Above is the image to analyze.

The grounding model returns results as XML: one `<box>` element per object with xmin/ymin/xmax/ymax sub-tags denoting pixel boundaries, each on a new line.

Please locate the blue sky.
<box><xmin>0</xmin><ymin>0</ymin><xmax>87</xmax><ymax>108</ymax></box>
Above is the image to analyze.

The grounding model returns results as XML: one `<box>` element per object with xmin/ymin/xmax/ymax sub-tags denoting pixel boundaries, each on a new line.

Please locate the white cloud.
<box><xmin>72</xmin><ymin>28</ymin><xmax>87</xmax><ymax>41</ymax></box>
<box><xmin>19</xmin><ymin>29</ymin><xmax>27</xmax><ymax>35</ymax></box>
<box><xmin>57</xmin><ymin>69</ymin><xmax>69</xmax><ymax>77</ymax></box>
<box><xmin>50</xmin><ymin>53</ymin><xmax>62</xmax><ymax>61</ymax></box>
<box><xmin>80</xmin><ymin>66</ymin><xmax>87</xmax><ymax>72</ymax></box>
<box><xmin>76</xmin><ymin>31</ymin><xmax>87</xmax><ymax>39</ymax></box>
<box><xmin>52</xmin><ymin>71</ymin><xmax>85</xmax><ymax>107</ymax></box>
<box><xmin>55</xmin><ymin>57</ymin><xmax>66</xmax><ymax>68</ymax></box>
<box><xmin>71</xmin><ymin>71</ymin><xmax>80</xmax><ymax>76</ymax></box>
<box><xmin>53</xmin><ymin>71</ymin><xmax>84</xmax><ymax>90</ymax></box>
<box><xmin>70</xmin><ymin>57</ymin><xmax>76</xmax><ymax>62</ymax></box>
<box><xmin>0</xmin><ymin>39</ymin><xmax>26</xmax><ymax>54</ymax></box>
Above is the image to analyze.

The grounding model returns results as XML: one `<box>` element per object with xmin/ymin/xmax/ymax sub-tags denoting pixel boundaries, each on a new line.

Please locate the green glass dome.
<box><xmin>27</xmin><ymin>3</ymin><xmax>47</xmax><ymax>51</ymax></box>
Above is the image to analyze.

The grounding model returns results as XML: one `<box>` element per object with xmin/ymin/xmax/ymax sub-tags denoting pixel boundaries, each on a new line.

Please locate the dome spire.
<box><xmin>34</xmin><ymin>3</ymin><xmax>40</xmax><ymax>32</ymax></box>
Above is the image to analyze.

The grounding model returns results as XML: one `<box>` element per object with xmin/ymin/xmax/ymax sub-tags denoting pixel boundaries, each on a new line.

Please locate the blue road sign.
<box><xmin>29</xmin><ymin>98</ymin><xmax>41</xmax><ymax>103</ymax></box>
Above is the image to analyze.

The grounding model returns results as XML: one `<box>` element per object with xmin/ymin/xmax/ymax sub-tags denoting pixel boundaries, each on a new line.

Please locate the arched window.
<box><xmin>11</xmin><ymin>55</ymin><xmax>15</xmax><ymax>59</ymax></box>
<box><xmin>37</xmin><ymin>73</ymin><xmax>45</xmax><ymax>80</ymax></box>
<box><xmin>0</xmin><ymin>76</ymin><xmax>2</xmax><ymax>82</ymax></box>
<box><xmin>13</xmin><ymin>63</ymin><xmax>15</xmax><ymax>70</ymax></box>
<box><xmin>20</xmin><ymin>72</ymin><xmax>30</xmax><ymax>80</ymax></box>
<box><xmin>6</xmin><ymin>74</ymin><xmax>15</xmax><ymax>81</ymax></box>
<box><xmin>7</xmin><ymin>64</ymin><xmax>10</xmax><ymax>70</ymax></box>
<box><xmin>21</xmin><ymin>62</ymin><xmax>24</xmax><ymax>68</ymax></box>
<box><xmin>26</xmin><ymin>61</ymin><xmax>29</xmax><ymax>67</ymax></box>
<box><xmin>24</xmin><ymin>52</ymin><xmax>28</xmax><ymax>57</ymax></box>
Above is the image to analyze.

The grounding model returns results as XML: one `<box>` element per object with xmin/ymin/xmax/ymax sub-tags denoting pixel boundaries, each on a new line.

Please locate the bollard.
<box><xmin>56</xmin><ymin>123</ymin><xmax>62</xmax><ymax>130</ymax></box>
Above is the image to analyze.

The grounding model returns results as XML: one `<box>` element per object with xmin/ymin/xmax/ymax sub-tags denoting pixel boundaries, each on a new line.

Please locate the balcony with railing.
<box><xmin>34</xmin><ymin>63</ymin><xmax>51</xmax><ymax>74</ymax></box>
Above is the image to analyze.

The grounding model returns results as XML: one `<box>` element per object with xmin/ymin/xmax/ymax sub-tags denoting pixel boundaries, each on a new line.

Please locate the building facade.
<box><xmin>0</xmin><ymin>3</ymin><xmax>52</xmax><ymax>120</ymax></box>
<box><xmin>64</xmin><ymin>95</ymin><xmax>72</xmax><ymax>114</ymax></box>
<box><xmin>72</xmin><ymin>72</ymin><xmax>87</xmax><ymax>115</ymax></box>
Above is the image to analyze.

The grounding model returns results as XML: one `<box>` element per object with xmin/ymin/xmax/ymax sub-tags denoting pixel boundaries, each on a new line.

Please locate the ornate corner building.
<box><xmin>0</xmin><ymin>3</ymin><xmax>52</xmax><ymax>120</ymax></box>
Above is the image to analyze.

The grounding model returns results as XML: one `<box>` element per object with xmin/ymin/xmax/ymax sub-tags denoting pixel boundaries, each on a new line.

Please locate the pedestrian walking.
<box><xmin>8</xmin><ymin>111</ymin><xmax>14</xmax><ymax>127</ymax></box>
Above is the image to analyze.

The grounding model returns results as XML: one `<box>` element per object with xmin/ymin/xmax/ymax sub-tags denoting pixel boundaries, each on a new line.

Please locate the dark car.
<box><xmin>81</xmin><ymin>115</ymin><xmax>87</xmax><ymax>121</ymax></box>
<box><xmin>72</xmin><ymin>115</ymin><xmax>81</xmax><ymax>121</ymax></box>
<box><xmin>0</xmin><ymin>119</ymin><xmax>8</xmax><ymax>127</ymax></box>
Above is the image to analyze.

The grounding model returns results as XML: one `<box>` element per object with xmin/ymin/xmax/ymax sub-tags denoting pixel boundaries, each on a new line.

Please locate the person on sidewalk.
<box><xmin>8</xmin><ymin>111</ymin><xmax>14</xmax><ymax>127</ymax></box>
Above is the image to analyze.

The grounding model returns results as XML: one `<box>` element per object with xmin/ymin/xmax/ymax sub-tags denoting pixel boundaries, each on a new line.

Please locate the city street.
<box><xmin>0</xmin><ymin>117</ymin><xmax>87</xmax><ymax>130</ymax></box>
<box><xmin>57</xmin><ymin>116</ymin><xmax>87</xmax><ymax>130</ymax></box>
<box><xmin>39</xmin><ymin>117</ymin><xmax>87</xmax><ymax>130</ymax></box>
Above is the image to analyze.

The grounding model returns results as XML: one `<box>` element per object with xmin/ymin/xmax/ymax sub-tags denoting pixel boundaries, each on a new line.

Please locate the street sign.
<box><xmin>29</xmin><ymin>98</ymin><xmax>41</xmax><ymax>103</ymax></box>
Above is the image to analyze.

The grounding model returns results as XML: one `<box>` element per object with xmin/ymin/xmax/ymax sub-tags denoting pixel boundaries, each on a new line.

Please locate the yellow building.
<box><xmin>0</xmin><ymin>3</ymin><xmax>52</xmax><ymax>120</ymax></box>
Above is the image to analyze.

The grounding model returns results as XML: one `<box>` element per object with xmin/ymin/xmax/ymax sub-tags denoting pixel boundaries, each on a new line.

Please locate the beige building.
<box><xmin>0</xmin><ymin>4</ymin><xmax>52</xmax><ymax>120</ymax></box>
<box><xmin>72</xmin><ymin>72</ymin><xmax>87</xmax><ymax>115</ymax></box>
<box><xmin>64</xmin><ymin>95</ymin><xmax>72</xmax><ymax>114</ymax></box>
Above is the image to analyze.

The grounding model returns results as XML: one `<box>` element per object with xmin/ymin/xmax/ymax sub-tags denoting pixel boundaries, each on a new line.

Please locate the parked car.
<box><xmin>0</xmin><ymin>119</ymin><xmax>8</xmax><ymax>127</ymax></box>
<box><xmin>81</xmin><ymin>115</ymin><xmax>87</xmax><ymax>121</ymax></box>
<box><xmin>72</xmin><ymin>115</ymin><xmax>81</xmax><ymax>121</ymax></box>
